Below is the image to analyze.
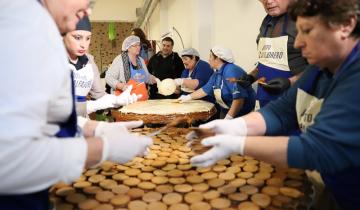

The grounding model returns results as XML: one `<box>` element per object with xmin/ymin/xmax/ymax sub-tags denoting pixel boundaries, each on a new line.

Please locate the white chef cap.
<box><xmin>122</xmin><ymin>35</ymin><xmax>140</xmax><ymax>51</ymax></box>
<box><xmin>211</xmin><ymin>46</ymin><xmax>235</xmax><ymax>63</ymax></box>
<box><xmin>180</xmin><ymin>47</ymin><xmax>200</xmax><ymax>57</ymax></box>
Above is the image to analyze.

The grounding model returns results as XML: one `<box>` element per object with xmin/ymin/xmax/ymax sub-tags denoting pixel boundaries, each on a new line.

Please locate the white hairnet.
<box><xmin>211</xmin><ymin>46</ymin><xmax>235</xmax><ymax>63</ymax></box>
<box><xmin>180</xmin><ymin>47</ymin><xmax>200</xmax><ymax>57</ymax></box>
<box><xmin>122</xmin><ymin>35</ymin><xmax>140</xmax><ymax>51</ymax></box>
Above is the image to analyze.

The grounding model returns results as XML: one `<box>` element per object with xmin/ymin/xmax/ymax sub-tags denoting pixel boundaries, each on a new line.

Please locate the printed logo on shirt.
<box><xmin>296</xmin><ymin>89</ymin><xmax>324</xmax><ymax>132</ymax></box>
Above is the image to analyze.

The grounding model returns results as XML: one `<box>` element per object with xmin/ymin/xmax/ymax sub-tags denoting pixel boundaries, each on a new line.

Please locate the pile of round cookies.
<box><xmin>50</xmin><ymin>128</ymin><xmax>313</xmax><ymax>210</ymax></box>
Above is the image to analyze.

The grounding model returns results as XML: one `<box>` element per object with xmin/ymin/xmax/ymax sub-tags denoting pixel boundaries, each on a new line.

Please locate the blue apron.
<box><xmin>257</xmin><ymin>14</ymin><xmax>293</xmax><ymax>107</ymax></box>
<box><xmin>130</xmin><ymin>60</ymin><xmax>147</xmax><ymax>83</ymax></box>
<box><xmin>0</xmin><ymin>73</ymin><xmax>78</xmax><ymax>210</ymax></box>
<box><xmin>298</xmin><ymin>43</ymin><xmax>360</xmax><ymax>210</ymax></box>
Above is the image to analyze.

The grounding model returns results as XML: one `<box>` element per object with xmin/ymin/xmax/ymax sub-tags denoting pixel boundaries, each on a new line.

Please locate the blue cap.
<box><xmin>76</xmin><ymin>16</ymin><xmax>91</xmax><ymax>32</ymax></box>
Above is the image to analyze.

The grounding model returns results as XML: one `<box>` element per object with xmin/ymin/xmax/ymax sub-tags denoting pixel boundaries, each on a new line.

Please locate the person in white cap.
<box><xmin>178</xmin><ymin>46</ymin><xmax>255</xmax><ymax>119</ymax></box>
<box><xmin>0</xmin><ymin>1</ymin><xmax>152</xmax><ymax>209</ymax></box>
<box><xmin>173</xmin><ymin>47</ymin><xmax>215</xmax><ymax>103</ymax></box>
<box><xmin>106</xmin><ymin>35</ymin><xmax>158</xmax><ymax>100</ymax></box>
<box><xmin>63</xmin><ymin>16</ymin><xmax>139</xmax><ymax>117</ymax></box>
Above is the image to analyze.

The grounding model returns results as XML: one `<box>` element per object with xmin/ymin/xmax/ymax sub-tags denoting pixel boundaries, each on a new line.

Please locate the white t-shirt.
<box><xmin>0</xmin><ymin>0</ymin><xmax>87</xmax><ymax>194</ymax></box>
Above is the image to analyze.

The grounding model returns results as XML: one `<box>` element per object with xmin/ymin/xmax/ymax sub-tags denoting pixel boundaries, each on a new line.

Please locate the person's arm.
<box><xmin>105</xmin><ymin>55</ymin><xmax>126</xmax><ymax>90</ymax></box>
<box><xmin>182</xmin><ymin>78</ymin><xmax>199</xmax><ymax>90</ymax></box>
<box><xmin>189</xmin><ymin>88</ymin><xmax>207</xmax><ymax>100</ymax></box>
<box><xmin>226</xmin><ymin>98</ymin><xmax>244</xmax><ymax>118</ymax></box>
<box><xmin>244</xmin><ymin>136</ymin><xmax>289</xmax><ymax>168</ymax></box>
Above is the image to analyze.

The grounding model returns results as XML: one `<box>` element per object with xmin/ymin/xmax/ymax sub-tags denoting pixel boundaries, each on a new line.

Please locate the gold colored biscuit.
<box><xmin>190</xmin><ymin>202</ymin><xmax>211</xmax><ymax>210</ymax></box>
<box><xmin>203</xmin><ymin>190</ymin><xmax>220</xmax><ymax>200</ymax></box>
<box><xmin>228</xmin><ymin>192</ymin><xmax>248</xmax><ymax>202</ymax></box>
<box><xmin>147</xmin><ymin>201</ymin><xmax>167</xmax><ymax>210</ymax></box>
<box><xmin>110</xmin><ymin>194</ymin><xmax>130</xmax><ymax>207</ymax></box>
<box><xmin>151</xmin><ymin>176</ymin><xmax>169</xmax><ymax>185</ymax></box>
<box><xmin>83</xmin><ymin>186</ymin><xmax>102</xmax><ymax>195</ymax></box>
<box><xmin>177</xmin><ymin>164</ymin><xmax>192</xmax><ymax>171</ymax></box>
<box><xmin>123</xmin><ymin>177</ymin><xmax>141</xmax><ymax>187</ymax></box>
<box><xmin>111</xmin><ymin>185</ymin><xmax>130</xmax><ymax>195</ymax></box>
<box><xmin>138</xmin><ymin>172</ymin><xmax>154</xmax><ymax>181</ymax></box>
<box><xmin>237</xmin><ymin>201</ymin><xmax>260</xmax><ymax>210</ymax></box>
<box><xmin>169</xmin><ymin>203</ymin><xmax>189</xmax><ymax>210</ymax></box>
<box><xmin>218</xmin><ymin>184</ymin><xmax>237</xmax><ymax>195</ymax></box>
<box><xmin>65</xmin><ymin>193</ymin><xmax>87</xmax><ymax>204</ymax></box>
<box><xmin>127</xmin><ymin>188</ymin><xmax>145</xmax><ymax>199</ymax></box>
<box><xmin>112</xmin><ymin>173</ymin><xmax>129</xmax><ymax>181</ymax></box>
<box><xmin>210</xmin><ymin>198</ymin><xmax>231</xmax><ymax>209</ymax></box>
<box><xmin>239</xmin><ymin>185</ymin><xmax>259</xmax><ymax>195</ymax></box>
<box><xmin>55</xmin><ymin>187</ymin><xmax>75</xmax><ymax>197</ymax></box>
<box><xmin>243</xmin><ymin>164</ymin><xmax>258</xmax><ymax>173</ymax></box>
<box><xmin>169</xmin><ymin>177</ymin><xmax>186</xmax><ymax>185</ymax></box>
<box><xmin>95</xmin><ymin>191</ymin><xmax>114</xmax><ymax>203</ymax></box>
<box><xmin>186</xmin><ymin>175</ymin><xmax>203</xmax><ymax>184</ymax></box>
<box><xmin>200</xmin><ymin>172</ymin><xmax>218</xmax><ymax>180</ymax></box>
<box><xmin>73</xmin><ymin>181</ymin><xmax>91</xmax><ymax>189</ymax></box>
<box><xmin>125</xmin><ymin>168</ymin><xmax>142</xmax><ymax>176</ymax></box>
<box><xmin>237</xmin><ymin>172</ymin><xmax>253</xmax><ymax>179</ymax></box>
<box><xmin>99</xmin><ymin>179</ymin><xmax>118</xmax><ymax>190</ymax></box>
<box><xmin>162</xmin><ymin>164</ymin><xmax>177</xmax><ymax>171</ymax></box>
<box><xmin>88</xmin><ymin>174</ymin><xmax>106</xmax><ymax>184</ymax></box>
<box><xmin>279</xmin><ymin>187</ymin><xmax>303</xmax><ymax>198</ymax></box>
<box><xmin>218</xmin><ymin>172</ymin><xmax>235</xmax><ymax>181</ymax></box>
<box><xmin>247</xmin><ymin>178</ymin><xmax>264</xmax><ymax>187</ymax></box>
<box><xmin>156</xmin><ymin>184</ymin><xmax>174</xmax><ymax>194</ymax></box>
<box><xmin>192</xmin><ymin>183</ymin><xmax>209</xmax><ymax>192</ymax></box>
<box><xmin>196</xmin><ymin>167</ymin><xmax>211</xmax><ymax>173</ymax></box>
<box><xmin>184</xmin><ymin>191</ymin><xmax>203</xmax><ymax>204</ymax></box>
<box><xmin>216</xmin><ymin>159</ymin><xmax>231</xmax><ymax>165</ymax></box>
<box><xmin>226</xmin><ymin>166</ymin><xmax>241</xmax><ymax>174</ymax></box>
<box><xmin>162</xmin><ymin>192</ymin><xmax>183</xmax><ymax>205</ymax></box>
<box><xmin>78</xmin><ymin>199</ymin><xmax>100</xmax><ymax>210</ymax></box>
<box><xmin>151</xmin><ymin>160</ymin><xmax>167</xmax><ymax>167</ymax></box>
<box><xmin>212</xmin><ymin>165</ymin><xmax>226</xmax><ymax>172</ymax></box>
<box><xmin>142</xmin><ymin>166</ymin><xmax>156</xmax><ymax>172</ymax></box>
<box><xmin>167</xmin><ymin>169</ymin><xmax>184</xmax><ymax>177</ymax></box>
<box><xmin>207</xmin><ymin>178</ymin><xmax>225</xmax><ymax>188</ymax></box>
<box><xmin>153</xmin><ymin>169</ymin><xmax>167</xmax><ymax>176</ymax></box>
<box><xmin>84</xmin><ymin>169</ymin><xmax>100</xmax><ymax>177</ymax></box>
<box><xmin>254</xmin><ymin>172</ymin><xmax>271</xmax><ymax>180</ymax></box>
<box><xmin>128</xmin><ymin>200</ymin><xmax>148</xmax><ymax>210</ymax></box>
<box><xmin>174</xmin><ymin>184</ymin><xmax>193</xmax><ymax>193</ymax></box>
<box><xmin>138</xmin><ymin>181</ymin><xmax>156</xmax><ymax>190</ymax></box>
<box><xmin>229</xmin><ymin>178</ymin><xmax>246</xmax><ymax>187</ymax></box>
<box><xmin>261</xmin><ymin>186</ymin><xmax>279</xmax><ymax>196</ymax></box>
<box><xmin>142</xmin><ymin>191</ymin><xmax>162</xmax><ymax>203</ymax></box>
<box><xmin>251</xmin><ymin>193</ymin><xmax>271</xmax><ymax>208</ymax></box>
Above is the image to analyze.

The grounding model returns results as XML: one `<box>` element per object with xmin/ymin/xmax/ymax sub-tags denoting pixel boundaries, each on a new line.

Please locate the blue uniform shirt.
<box><xmin>202</xmin><ymin>63</ymin><xmax>255</xmax><ymax>117</ymax></box>
<box><xmin>259</xmin><ymin>43</ymin><xmax>360</xmax><ymax>210</ymax></box>
<box><xmin>181</xmin><ymin>60</ymin><xmax>214</xmax><ymax>103</ymax></box>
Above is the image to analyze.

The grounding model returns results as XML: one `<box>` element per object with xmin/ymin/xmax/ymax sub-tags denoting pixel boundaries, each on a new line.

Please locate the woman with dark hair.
<box><xmin>174</xmin><ymin>47</ymin><xmax>215</xmax><ymax>103</ymax></box>
<box><xmin>131</xmin><ymin>28</ymin><xmax>153</xmax><ymax>64</ymax></box>
<box><xmin>64</xmin><ymin>17</ymin><xmax>139</xmax><ymax>116</ymax></box>
<box><xmin>191</xmin><ymin>0</ymin><xmax>360</xmax><ymax>209</ymax></box>
<box><xmin>177</xmin><ymin>46</ymin><xmax>256</xmax><ymax>119</ymax></box>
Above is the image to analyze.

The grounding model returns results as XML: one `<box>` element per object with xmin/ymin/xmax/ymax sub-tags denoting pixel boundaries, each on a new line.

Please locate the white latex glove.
<box><xmin>115</xmin><ymin>85</ymin><xmax>141</xmax><ymax>106</ymax></box>
<box><xmin>174</xmin><ymin>78</ymin><xmax>184</xmax><ymax>86</ymax></box>
<box><xmin>94</xmin><ymin>121</ymin><xmax>144</xmax><ymax>137</ymax></box>
<box><xmin>224</xmin><ymin>114</ymin><xmax>233</xmax><ymax>120</ymax></box>
<box><xmin>86</xmin><ymin>94</ymin><xmax>116</xmax><ymax>114</ymax></box>
<box><xmin>199</xmin><ymin>117</ymin><xmax>247</xmax><ymax>136</ymax></box>
<box><xmin>177</xmin><ymin>94</ymin><xmax>192</xmax><ymax>103</ymax></box>
<box><xmin>190</xmin><ymin>134</ymin><xmax>245</xmax><ymax>167</ymax></box>
<box><xmin>98</xmin><ymin>126</ymin><xmax>152</xmax><ymax>164</ymax></box>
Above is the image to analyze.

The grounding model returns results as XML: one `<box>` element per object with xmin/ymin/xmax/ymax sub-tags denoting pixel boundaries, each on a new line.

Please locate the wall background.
<box><xmin>89</xmin><ymin>0</ymin><xmax>266</xmax><ymax>72</ymax></box>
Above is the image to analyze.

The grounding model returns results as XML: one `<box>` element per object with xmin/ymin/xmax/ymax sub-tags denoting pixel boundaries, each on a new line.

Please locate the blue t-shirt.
<box><xmin>202</xmin><ymin>63</ymin><xmax>255</xmax><ymax>117</ymax></box>
<box><xmin>181</xmin><ymin>60</ymin><xmax>214</xmax><ymax>103</ymax></box>
<box><xmin>259</xmin><ymin>43</ymin><xmax>360</xmax><ymax>210</ymax></box>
